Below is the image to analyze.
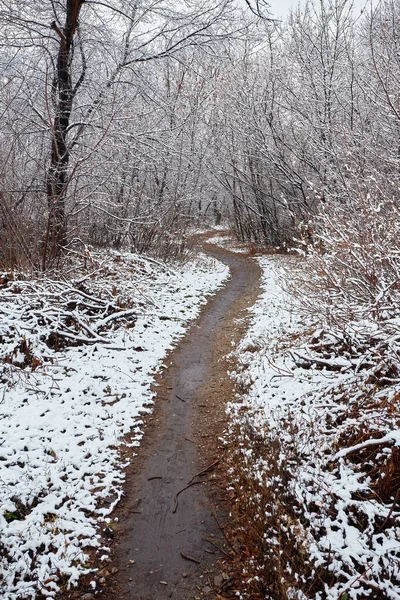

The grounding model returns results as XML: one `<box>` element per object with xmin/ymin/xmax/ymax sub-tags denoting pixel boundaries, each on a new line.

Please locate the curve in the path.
<box><xmin>100</xmin><ymin>244</ymin><xmax>261</xmax><ymax>600</ymax></box>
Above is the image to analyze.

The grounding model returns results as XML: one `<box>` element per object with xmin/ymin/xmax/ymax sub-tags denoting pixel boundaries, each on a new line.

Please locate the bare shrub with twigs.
<box><xmin>295</xmin><ymin>172</ymin><xmax>400</xmax><ymax>328</ymax></box>
<box><xmin>225</xmin><ymin>242</ymin><xmax>400</xmax><ymax>599</ymax></box>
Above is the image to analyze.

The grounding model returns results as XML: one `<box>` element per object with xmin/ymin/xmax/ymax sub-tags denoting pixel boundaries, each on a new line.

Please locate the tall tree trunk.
<box><xmin>44</xmin><ymin>0</ymin><xmax>84</xmax><ymax>269</ymax></box>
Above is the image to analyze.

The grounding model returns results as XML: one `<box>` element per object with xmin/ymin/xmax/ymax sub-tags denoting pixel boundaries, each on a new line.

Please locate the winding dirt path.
<box><xmin>98</xmin><ymin>241</ymin><xmax>261</xmax><ymax>600</ymax></box>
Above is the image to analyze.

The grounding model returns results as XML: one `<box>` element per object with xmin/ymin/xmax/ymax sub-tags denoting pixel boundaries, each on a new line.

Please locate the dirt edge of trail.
<box><xmin>60</xmin><ymin>236</ymin><xmax>262</xmax><ymax>600</ymax></box>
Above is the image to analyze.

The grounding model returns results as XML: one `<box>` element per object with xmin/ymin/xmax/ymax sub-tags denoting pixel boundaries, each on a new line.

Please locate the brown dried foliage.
<box><xmin>224</xmin><ymin>416</ymin><xmax>327</xmax><ymax>600</ymax></box>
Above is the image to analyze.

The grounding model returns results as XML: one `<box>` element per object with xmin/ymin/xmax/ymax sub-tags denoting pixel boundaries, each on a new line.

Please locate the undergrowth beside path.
<box><xmin>225</xmin><ymin>256</ymin><xmax>400</xmax><ymax>600</ymax></box>
<box><xmin>0</xmin><ymin>248</ymin><xmax>228</xmax><ymax>600</ymax></box>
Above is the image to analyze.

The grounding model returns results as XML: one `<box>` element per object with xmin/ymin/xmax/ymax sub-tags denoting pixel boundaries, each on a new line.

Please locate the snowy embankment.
<box><xmin>0</xmin><ymin>249</ymin><xmax>228</xmax><ymax>599</ymax></box>
<box><xmin>204</xmin><ymin>235</ymin><xmax>249</xmax><ymax>254</ymax></box>
<box><xmin>227</xmin><ymin>257</ymin><xmax>400</xmax><ymax>600</ymax></box>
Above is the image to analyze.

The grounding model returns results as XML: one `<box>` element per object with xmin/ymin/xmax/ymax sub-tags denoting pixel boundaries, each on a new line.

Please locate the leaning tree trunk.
<box><xmin>44</xmin><ymin>0</ymin><xmax>84</xmax><ymax>269</ymax></box>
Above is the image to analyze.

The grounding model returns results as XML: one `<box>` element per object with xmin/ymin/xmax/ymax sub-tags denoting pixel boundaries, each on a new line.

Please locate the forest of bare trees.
<box><xmin>0</xmin><ymin>0</ymin><xmax>238</xmax><ymax>268</ymax></box>
<box><xmin>0</xmin><ymin>0</ymin><xmax>399</xmax><ymax>296</ymax></box>
<box><xmin>1</xmin><ymin>2</ymin><xmax>400</xmax><ymax>598</ymax></box>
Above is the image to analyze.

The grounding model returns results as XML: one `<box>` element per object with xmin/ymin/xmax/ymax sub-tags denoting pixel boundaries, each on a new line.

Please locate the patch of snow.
<box><xmin>205</xmin><ymin>235</ymin><xmax>249</xmax><ymax>253</ymax></box>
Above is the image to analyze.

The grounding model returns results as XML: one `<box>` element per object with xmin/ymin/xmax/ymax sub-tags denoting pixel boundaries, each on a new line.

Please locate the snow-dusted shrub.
<box><xmin>226</xmin><ymin>257</ymin><xmax>400</xmax><ymax>600</ymax></box>
<box><xmin>299</xmin><ymin>172</ymin><xmax>400</xmax><ymax>326</ymax></box>
<box><xmin>291</xmin><ymin>169</ymin><xmax>400</xmax><ymax>388</ymax></box>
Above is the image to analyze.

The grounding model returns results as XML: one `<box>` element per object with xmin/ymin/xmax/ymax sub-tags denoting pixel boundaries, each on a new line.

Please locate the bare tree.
<box><xmin>0</xmin><ymin>0</ymin><xmax>237</xmax><ymax>268</ymax></box>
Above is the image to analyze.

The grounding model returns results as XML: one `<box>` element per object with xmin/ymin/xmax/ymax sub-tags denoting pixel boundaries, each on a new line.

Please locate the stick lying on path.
<box><xmin>204</xmin><ymin>537</ymin><xmax>232</xmax><ymax>559</ymax></box>
<box><xmin>173</xmin><ymin>459</ymin><xmax>220</xmax><ymax>514</ymax></box>
<box><xmin>180</xmin><ymin>551</ymin><xmax>200</xmax><ymax>564</ymax></box>
<box><xmin>187</xmin><ymin>459</ymin><xmax>220</xmax><ymax>485</ymax></box>
<box><xmin>173</xmin><ymin>481</ymin><xmax>203</xmax><ymax>514</ymax></box>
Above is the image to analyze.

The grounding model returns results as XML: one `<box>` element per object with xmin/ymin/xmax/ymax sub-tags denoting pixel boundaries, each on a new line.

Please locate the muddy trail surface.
<box><xmin>98</xmin><ymin>242</ymin><xmax>261</xmax><ymax>600</ymax></box>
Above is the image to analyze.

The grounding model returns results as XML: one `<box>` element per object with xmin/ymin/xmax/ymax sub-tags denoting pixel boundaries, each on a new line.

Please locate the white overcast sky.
<box><xmin>265</xmin><ymin>0</ymin><xmax>371</xmax><ymax>20</ymax></box>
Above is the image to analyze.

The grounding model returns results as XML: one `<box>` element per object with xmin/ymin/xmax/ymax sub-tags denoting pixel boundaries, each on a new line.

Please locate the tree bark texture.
<box><xmin>44</xmin><ymin>0</ymin><xmax>84</xmax><ymax>268</ymax></box>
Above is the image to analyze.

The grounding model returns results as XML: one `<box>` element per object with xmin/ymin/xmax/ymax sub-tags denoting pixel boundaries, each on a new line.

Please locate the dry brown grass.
<box><xmin>223</xmin><ymin>414</ymin><xmax>328</xmax><ymax>600</ymax></box>
<box><xmin>223</xmin><ymin>374</ymin><xmax>400</xmax><ymax>599</ymax></box>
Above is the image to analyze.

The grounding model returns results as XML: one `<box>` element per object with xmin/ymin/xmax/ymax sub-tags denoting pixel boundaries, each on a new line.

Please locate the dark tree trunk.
<box><xmin>44</xmin><ymin>0</ymin><xmax>84</xmax><ymax>269</ymax></box>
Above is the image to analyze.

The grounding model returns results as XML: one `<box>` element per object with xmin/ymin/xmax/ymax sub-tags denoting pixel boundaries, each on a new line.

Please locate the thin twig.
<box><xmin>173</xmin><ymin>481</ymin><xmax>203</xmax><ymax>514</ymax></box>
<box><xmin>375</xmin><ymin>488</ymin><xmax>400</xmax><ymax>534</ymax></box>
<box><xmin>187</xmin><ymin>459</ymin><xmax>220</xmax><ymax>485</ymax></box>
<box><xmin>173</xmin><ymin>460</ymin><xmax>219</xmax><ymax>513</ymax></box>
<box><xmin>203</xmin><ymin>537</ymin><xmax>233</xmax><ymax>559</ymax></box>
<box><xmin>180</xmin><ymin>551</ymin><xmax>200</xmax><ymax>564</ymax></box>
<box><xmin>211</xmin><ymin>504</ymin><xmax>238</xmax><ymax>554</ymax></box>
<box><xmin>219</xmin><ymin>576</ymin><xmax>234</xmax><ymax>593</ymax></box>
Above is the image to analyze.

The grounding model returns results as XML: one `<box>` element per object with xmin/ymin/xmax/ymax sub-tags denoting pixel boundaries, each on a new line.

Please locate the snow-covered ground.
<box><xmin>204</xmin><ymin>235</ymin><xmax>249</xmax><ymax>253</ymax></box>
<box><xmin>228</xmin><ymin>256</ymin><xmax>400</xmax><ymax>600</ymax></box>
<box><xmin>0</xmin><ymin>249</ymin><xmax>228</xmax><ymax>599</ymax></box>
